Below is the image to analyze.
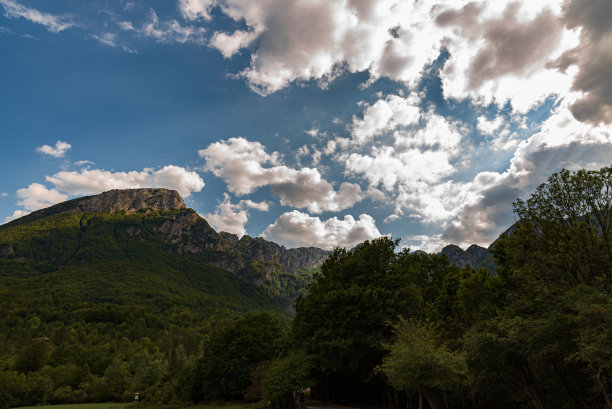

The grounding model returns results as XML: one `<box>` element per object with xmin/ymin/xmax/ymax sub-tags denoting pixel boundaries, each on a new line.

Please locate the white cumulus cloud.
<box><xmin>351</xmin><ymin>94</ymin><xmax>421</xmax><ymax>144</ymax></box>
<box><xmin>16</xmin><ymin>183</ymin><xmax>68</xmax><ymax>212</ymax></box>
<box><xmin>199</xmin><ymin>137</ymin><xmax>366</xmax><ymax>213</ymax></box>
<box><xmin>36</xmin><ymin>140</ymin><xmax>71</xmax><ymax>158</ymax></box>
<box><xmin>438</xmin><ymin>0</ymin><xmax>576</xmax><ymax>112</ymax></box>
<box><xmin>45</xmin><ymin>165</ymin><xmax>205</xmax><ymax>198</ymax></box>
<box><xmin>261</xmin><ymin>210</ymin><xmax>382</xmax><ymax>250</ymax></box>
<box><xmin>204</xmin><ymin>193</ymin><xmax>249</xmax><ymax>237</ymax></box>
<box><xmin>208</xmin><ymin>0</ymin><xmax>444</xmax><ymax>95</ymax></box>
<box><xmin>4</xmin><ymin>183</ymin><xmax>68</xmax><ymax>223</ymax></box>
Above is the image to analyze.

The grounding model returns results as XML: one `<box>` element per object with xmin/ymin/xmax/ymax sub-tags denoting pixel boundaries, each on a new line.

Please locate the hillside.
<box><xmin>0</xmin><ymin>189</ymin><xmax>332</xmax><ymax>407</ymax></box>
<box><xmin>0</xmin><ymin>189</ymin><xmax>330</xmax><ymax>308</ymax></box>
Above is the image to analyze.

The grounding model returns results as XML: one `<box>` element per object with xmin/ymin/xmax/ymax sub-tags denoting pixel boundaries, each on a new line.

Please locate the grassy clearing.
<box><xmin>12</xmin><ymin>404</ymin><xmax>123</xmax><ymax>409</ymax></box>
<box><xmin>11</xmin><ymin>401</ymin><xmax>268</xmax><ymax>409</ymax></box>
<box><xmin>129</xmin><ymin>402</ymin><xmax>267</xmax><ymax>409</ymax></box>
<box><xmin>188</xmin><ymin>402</ymin><xmax>266</xmax><ymax>409</ymax></box>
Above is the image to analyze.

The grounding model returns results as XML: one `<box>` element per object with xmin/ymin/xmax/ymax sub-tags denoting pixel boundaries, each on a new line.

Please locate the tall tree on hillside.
<box><xmin>292</xmin><ymin>237</ymin><xmax>455</xmax><ymax>404</ymax></box>
<box><xmin>484</xmin><ymin>166</ymin><xmax>612</xmax><ymax>409</ymax></box>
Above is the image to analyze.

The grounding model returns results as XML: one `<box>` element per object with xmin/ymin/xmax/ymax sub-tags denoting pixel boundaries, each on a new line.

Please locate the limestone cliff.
<box><xmin>74</xmin><ymin>188</ymin><xmax>186</xmax><ymax>213</ymax></box>
<box><xmin>4</xmin><ymin>188</ymin><xmax>186</xmax><ymax>227</ymax></box>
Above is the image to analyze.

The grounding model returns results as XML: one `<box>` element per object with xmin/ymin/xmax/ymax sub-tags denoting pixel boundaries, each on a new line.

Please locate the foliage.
<box><xmin>3</xmin><ymin>166</ymin><xmax>612</xmax><ymax>409</ymax></box>
<box><xmin>191</xmin><ymin>312</ymin><xmax>284</xmax><ymax>401</ymax></box>
<box><xmin>262</xmin><ymin>352</ymin><xmax>311</xmax><ymax>408</ymax></box>
<box><xmin>380</xmin><ymin>319</ymin><xmax>467</xmax><ymax>409</ymax></box>
<box><xmin>292</xmin><ymin>237</ymin><xmax>459</xmax><ymax>404</ymax></box>
<box><xmin>0</xmin><ymin>210</ymin><xmax>291</xmax><ymax>407</ymax></box>
<box><xmin>285</xmin><ymin>165</ymin><xmax>612</xmax><ymax>409</ymax></box>
<box><xmin>480</xmin><ymin>166</ymin><xmax>612</xmax><ymax>409</ymax></box>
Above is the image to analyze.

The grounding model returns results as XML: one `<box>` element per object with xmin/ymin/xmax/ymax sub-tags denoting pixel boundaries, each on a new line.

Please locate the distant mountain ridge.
<box><xmin>438</xmin><ymin>223</ymin><xmax>520</xmax><ymax>272</ymax></box>
<box><xmin>439</xmin><ymin>244</ymin><xmax>497</xmax><ymax>272</ymax></box>
<box><xmin>2</xmin><ymin>188</ymin><xmax>510</xmax><ymax>297</ymax></box>
<box><xmin>0</xmin><ymin>188</ymin><xmax>330</xmax><ymax>311</ymax></box>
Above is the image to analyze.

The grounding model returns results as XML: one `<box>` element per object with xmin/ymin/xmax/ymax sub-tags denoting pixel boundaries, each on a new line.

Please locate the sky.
<box><xmin>0</xmin><ymin>0</ymin><xmax>611</xmax><ymax>252</ymax></box>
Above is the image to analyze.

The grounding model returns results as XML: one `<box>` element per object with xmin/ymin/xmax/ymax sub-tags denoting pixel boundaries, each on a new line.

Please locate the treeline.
<box><xmin>0</xmin><ymin>295</ymin><xmax>287</xmax><ymax>409</ymax></box>
<box><xmin>268</xmin><ymin>167</ymin><xmax>611</xmax><ymax>409</ymax></box>
<box><xmin>1</xmin><ymin>167</ymin><xmax>611</xmax><ymax>409</ymax></box>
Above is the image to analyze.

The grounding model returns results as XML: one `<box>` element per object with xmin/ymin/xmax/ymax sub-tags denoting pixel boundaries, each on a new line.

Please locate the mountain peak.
<box><xmin>2</xmin><ymin>188</ymin><xmax>186</xmax><ymax>228</ymax></box>
<box><xmin>74</xmin><ymin>188</ymin><xmax>186</xmax><ymax>214</ymax></box>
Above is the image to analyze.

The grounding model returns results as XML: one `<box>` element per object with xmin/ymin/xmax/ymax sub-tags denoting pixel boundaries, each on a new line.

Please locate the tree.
<box><xmin>488</xmin><ymin>166</ymin><xmax>612</xmax><ymax>409</ymax></box>
<box><xmin>498</xmin><ymin>166</ymin><xmax>612</xmax><ymax>292</ymax></box>
<box><xmin>191</xmin><ymin>312</ymin><xmax>284</xmax><ymax>401</ymax></box>
<box><xmin>380</xmin><ymin>319</ymin><xmax>467</xmax><ymax>409</ymax></box>
<box><xmin>15</xmin><ymin>341</ymin><xmax>50</xmax><ymax>373</ymax></box>
<box><xmin>262</xmin><ymin>352</ymin><xmax>311</xmax><ymax>408</ymax></box>
<box><xmin>293</xmin><ymin>237</ymin><xmax>455</xmax><ymax>404</ymax></box>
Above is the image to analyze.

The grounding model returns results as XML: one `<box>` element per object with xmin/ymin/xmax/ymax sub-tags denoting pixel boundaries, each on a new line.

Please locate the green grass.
<box><xmin>12</xmin><ymin>403</ymin><xmax>123</xmax><ymax>409</ymax></box>
<box><xmin>116</xmin><ymin>402</ymin><xmax>267</xmax><ymax>409</ymax></box>
<box><xmin>181</xmin><ymin>402</ymin><xmax>266</xmax><ymax>409</ymax></box>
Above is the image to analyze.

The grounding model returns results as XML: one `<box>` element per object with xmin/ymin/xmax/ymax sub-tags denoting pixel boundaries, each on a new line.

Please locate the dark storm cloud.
<box><xmin>550</xmin><ymin>0</ymin><xmax>612</xmax><ymax>124</ymax></box>
<box><xmin>466</xmin><ymin>3</ymin><xmax>564</xmax><ymax>89</ymax></box>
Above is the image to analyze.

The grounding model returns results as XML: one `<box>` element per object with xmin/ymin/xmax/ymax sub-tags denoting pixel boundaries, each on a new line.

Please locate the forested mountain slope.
<box><xmin>0</xmin><ymin>188</ymin><xmax>331</xmax><ymax>407</ymax></box>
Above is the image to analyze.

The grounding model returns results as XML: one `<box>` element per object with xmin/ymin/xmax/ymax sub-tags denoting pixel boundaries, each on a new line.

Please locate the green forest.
<box><xmin>1</xmin><ymin>166</ymin><xmax>611</xmax><ymax>409</ymax></box>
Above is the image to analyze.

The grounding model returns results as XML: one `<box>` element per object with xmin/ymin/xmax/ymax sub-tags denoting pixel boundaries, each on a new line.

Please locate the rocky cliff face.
<box><xmin>219</xmin><ymin>233</ymin><xmax>330</xmax><ymax>274</ymax></box>
<box><xmin>75</xmin><ymin>188</ymin><xmax>186</xmax><ymax>213</ymax></box>
<box><xmin>4</xmin><ymin>188</ymin><xmax>187</xmax><ymax>227</ymax></box>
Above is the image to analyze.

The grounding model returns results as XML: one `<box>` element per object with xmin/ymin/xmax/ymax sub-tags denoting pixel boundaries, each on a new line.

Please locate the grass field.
<box><xmin>11</xmin><ymin>402</ymin><xmax>267</xmax><ymax>409</ymax></box>
<box><xmin>187</xmin><ymin>402</ymin><xmax>266</xmax><ymax>409</ymax></box>
<box><xmin>12</xmin><ymin>404</ymin><xmax>124</xmax><ymax>409</ymax></box>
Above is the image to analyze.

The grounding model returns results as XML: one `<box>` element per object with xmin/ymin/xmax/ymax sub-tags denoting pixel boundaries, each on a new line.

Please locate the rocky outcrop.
<box><xmin>285</xmin><ymin>246</ymin><xmax>331</xmax><ymax>271</ymax></box>
<box><xmin>74</xmin><ymin>188</ymin><xmax>186</xmax><ymax>214</ymax></box>
<box><xmin>466</xmin><ymin>244</ymin><xmax>490</xmax><ymax>264</ymax></box>
<box><xmin>3</xmin><ymin>188</ymin><xmax>187</xmax><ymax>228</ymax></box>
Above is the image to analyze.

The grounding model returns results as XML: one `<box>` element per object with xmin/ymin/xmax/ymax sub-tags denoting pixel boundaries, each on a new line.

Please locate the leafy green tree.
<box><xmin>15</xmin><ymin>341</ymin><xmax>50</xmax><ymax>373</ymax></box>
<box><xmin>262</xmin><ymin>352</ymin><xmax>311</xmax><ymax>408</ymax></box>
<box><xmin>381</xmin><ymin>319</ymin><xmax>467</xmax><ymax>409</ymax></box>
<box><xmin>293</xmin><ymin>237</ymin><xmax>453</xmax><ymax>404</ymax></box>
<box><xmin>485</xmin><ymin>166</ymin><xmax>612</xmax><ymax>409</ymax></box>
<box><xmin>0</xmin><ymin>371</ymin><xmax>26</xmax><ymax>409</ymax></box>
<box><xmin>191</xmin><ymin>312</ymin><xmax>284</xmax><ymax>401</ymax></box>
<box><xmin>498</xmin><ymin>166</ymin><xmax>612</xmax><ymax>293</ymax></box>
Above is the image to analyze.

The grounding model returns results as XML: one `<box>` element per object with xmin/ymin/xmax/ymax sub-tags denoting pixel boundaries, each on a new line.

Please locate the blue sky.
<box><xmin>1</xmin><ymin>0</ymin><xmax>611</xmax><ymax>251</ymax></box>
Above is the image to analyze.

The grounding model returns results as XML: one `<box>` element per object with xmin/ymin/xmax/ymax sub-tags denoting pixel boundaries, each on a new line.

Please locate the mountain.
<box><xmin>0</xmin><ymin>189</ymin><xmax>335</xmax><ymax>407</ymax></box>
<box><xmin>439</xmin><ymin>243</ymin><xmax>497</xmax><ymax>272</ymax></box>
<box><xmin>0</xmin><ymin>188</ymin><xmax>330</xmax><ymax>315</ymax></box>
